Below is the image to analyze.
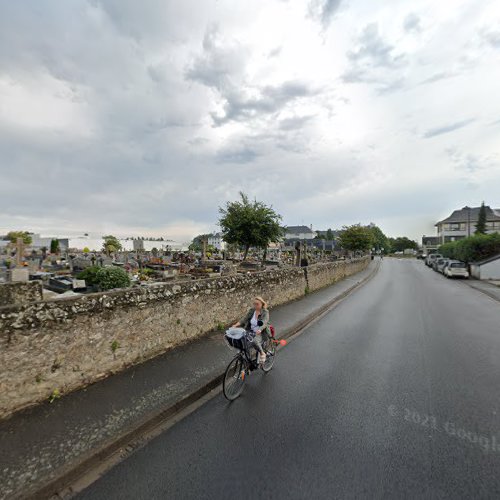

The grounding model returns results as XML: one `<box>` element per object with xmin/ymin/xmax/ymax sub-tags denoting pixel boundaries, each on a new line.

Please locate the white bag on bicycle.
<box><xmin>225</xmin><ymin>327</ymin><xmax>247</xmax><ymax>350</ymax></box>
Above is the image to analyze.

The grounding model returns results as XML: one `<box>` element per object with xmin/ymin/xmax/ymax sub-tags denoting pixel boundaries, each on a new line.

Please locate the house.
<box><xmin>284</xmin><ymin>225</ymin><xmax>316</xmax><ymax>240</ymax></box>
<box><xmin>470</xmin><ymin>254</ymin><xmax>500</xmax><ymax>280</ymax></box>
<box><xmin>435</xmin><ymin>205</ymin><xmax>500</xmax><ymax>244</ymax></box>
<box><xmin>421</xmin><ymin>236</ymin><xmax>440</xmax><ymax>255</ymax></box>
<box><xmin>207</xmin><ymin>233</ymin><xmax>225</xmax><ymax>251</ymax></box>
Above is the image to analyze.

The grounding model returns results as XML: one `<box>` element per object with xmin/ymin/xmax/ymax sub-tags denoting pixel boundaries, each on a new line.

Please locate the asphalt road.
<box><xmin>77</xmin><ymin>259</ymin><xmax>500</xmax><ymax>500</ymax></box>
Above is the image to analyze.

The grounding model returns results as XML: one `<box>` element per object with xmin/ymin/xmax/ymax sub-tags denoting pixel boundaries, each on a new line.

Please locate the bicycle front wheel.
<box><xmin>261</xmin><ymin>338</ymin><xmax>276</xmax><ymax>373</ymax></box>
<box><xmin>223</xmin><ymin>355</ymin><xmax>247</xmax><ymax>400</ymax></box>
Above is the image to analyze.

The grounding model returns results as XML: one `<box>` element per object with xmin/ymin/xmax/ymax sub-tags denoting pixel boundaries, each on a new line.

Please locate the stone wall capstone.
<box><xmin>0</xmin><ymin>257</ymin><xmax>368</xmax><ymax>418</ymax></box>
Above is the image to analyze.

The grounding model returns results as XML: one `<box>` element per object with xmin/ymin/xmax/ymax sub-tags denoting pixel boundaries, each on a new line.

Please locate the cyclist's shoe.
<box><xmin>259</xmin><ymin>352</ymin><xmax>267</xmax><ymax>364</ymax></box>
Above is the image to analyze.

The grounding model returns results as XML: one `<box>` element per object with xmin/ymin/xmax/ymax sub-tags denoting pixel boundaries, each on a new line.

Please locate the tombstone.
<box><xmin>11</xmin><ymin>268</ymin><xmax>29</xmax><ymax>282</ymax></box>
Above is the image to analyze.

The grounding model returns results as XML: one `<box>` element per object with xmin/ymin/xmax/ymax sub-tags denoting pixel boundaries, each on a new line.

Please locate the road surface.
<box><xmin>77</xmin><ymin>258</ymin><xmax>500</xmax><ymax>499</ymax></box>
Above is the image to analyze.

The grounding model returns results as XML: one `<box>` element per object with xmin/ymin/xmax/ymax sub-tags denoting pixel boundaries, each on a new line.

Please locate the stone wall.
<box><xmin>0</xmin><ymin>258</ymin><xmax>368</xmax><ymax>418</ymax></box>
<box><xmin>0</xmin><ymin>281</ymin><xmax>43</xmax><ymax>307</ymax></box>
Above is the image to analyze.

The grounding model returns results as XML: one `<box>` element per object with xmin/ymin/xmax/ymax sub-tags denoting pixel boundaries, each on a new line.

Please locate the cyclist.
<box><xmin>232</xmin><ymin>296</ymin><xmax>270</xmax><ymax>364</ymax></box>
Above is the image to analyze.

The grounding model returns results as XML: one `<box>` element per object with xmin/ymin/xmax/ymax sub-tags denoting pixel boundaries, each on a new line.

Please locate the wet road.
<box><xmin>78</xmin><ymin>258</ymin><xmax>500</xmax><ymax>499</ymax></box>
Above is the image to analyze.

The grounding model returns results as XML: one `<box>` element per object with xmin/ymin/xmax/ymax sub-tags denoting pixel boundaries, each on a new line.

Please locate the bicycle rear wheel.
<box><xmin>223</xmin><ymin>355</ymin><xmax>247</xmax><ymax>400</ymax></box>
<box><xmin>261</xmin><ymin>338</ymin><xmax>276</xmax><ymax>373</ymax></box>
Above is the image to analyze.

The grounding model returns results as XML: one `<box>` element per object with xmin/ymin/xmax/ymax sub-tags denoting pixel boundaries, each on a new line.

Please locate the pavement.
<box><xmin>465</xmin><ymin>278</ymin><xmax>500</xmax><ymax>303</ymax></box>
<box><xmin>77</xmin><ymin>258</ymin><xmax>500</xmax><ymax>500</ymax></box>
<box><xmin>0</xmin><ymin>260</ymin><xmax>378</xmax><ymax>500</ymax></box>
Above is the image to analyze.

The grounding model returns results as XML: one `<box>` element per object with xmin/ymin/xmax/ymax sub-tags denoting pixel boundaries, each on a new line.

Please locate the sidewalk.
<box><xmin>464</xmin><ymin>278</ymin><xmax>500</xmax><ymax>303</ymax></box>
<box><xmin>0</xmin><ymin>261</ymin><xmax>378</xmax><ymax>499</ymax></box>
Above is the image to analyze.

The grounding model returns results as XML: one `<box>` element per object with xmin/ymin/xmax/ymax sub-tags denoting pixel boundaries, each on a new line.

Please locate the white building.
<box><xmin>284</xmin><ymin>225</ymin><xmax>316</xmax><ymax>240</ymax></box>
<box><xmin>208</xmin><ymin>233</ymin><xmax>225</xmax><ymax>251</ymax></box>
<box><xmin>470</xmin><ymin>254</ymin><xmax>500</xmax><ymax>280</ymax></box>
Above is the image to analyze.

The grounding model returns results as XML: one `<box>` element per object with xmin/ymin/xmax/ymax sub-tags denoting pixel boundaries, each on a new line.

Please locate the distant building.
<box><xmin>133</xmin><ymin>239</ymin><xmax>144</xmax><ymax>251</ymax></box>
<box><xmin>30</xmin><ymin>234</ymin><xmax>69</xmax><ymax>251</ymax></box>
<box><xmin>208</xmin><ymin>233</ymin><xmax>225</xmax><ymax>251</ymax></box>
<box><xmin>421</xmin><ymin>236</ymin><xmax>440</xmax><ymax>255</ymax></box>
<box><xmin>435</xmin><ymin>205</ymin><xmax>500</xmax><ymax>244</ymax></box>
<box><xmin>284</xmin><ymin>225</ymin><xmax>316</xmax><ymax>240</ymax></box>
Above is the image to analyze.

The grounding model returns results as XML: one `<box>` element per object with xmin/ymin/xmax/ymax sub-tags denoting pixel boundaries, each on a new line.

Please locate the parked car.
<box><xmin>444</xmin><ymin>261</ymin><xmax>469</xmax><ymax>279</ymax></box>
<box><xmin>432</xmin><ymin>258</ymin><xmax>447</xmax><ymax>272</ymax></box>
<box><xmin>426</xmin><ymin>253</ymin><xmax>442</xmax><ymax>267</ymax></box>
<box><xmin>436</xmin><ymin>259</ymin><xmax>450</xmax><ymax>274</ymax></box>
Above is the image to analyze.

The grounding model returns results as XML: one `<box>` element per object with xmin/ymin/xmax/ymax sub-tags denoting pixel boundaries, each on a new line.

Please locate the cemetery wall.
<box><xmin>0</xmin><ymin>281</ymin><xmax>43</xmax><ymax>307</ymax></box>
<box><xmin>0</xmin><ymin>257</ymin><xmax>369</xmax><ymax>418</ymax></box>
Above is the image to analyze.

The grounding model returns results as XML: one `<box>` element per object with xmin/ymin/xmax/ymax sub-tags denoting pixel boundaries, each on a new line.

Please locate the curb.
<box><xmin>28</xmin><ymin>261</ymin><xmax>380</xmax><ymax>499</ymax></box>
<box><xmin>462</xmin><ymin>280</ymin><xmax>500</xmax><ymax>304</ymax></box>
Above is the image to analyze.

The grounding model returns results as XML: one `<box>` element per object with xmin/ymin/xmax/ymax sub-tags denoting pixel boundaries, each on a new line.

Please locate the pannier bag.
<box><xmin>225</xmin><ymin>327</ymin><xmax>247</xmax><ymax>350</ymax></box>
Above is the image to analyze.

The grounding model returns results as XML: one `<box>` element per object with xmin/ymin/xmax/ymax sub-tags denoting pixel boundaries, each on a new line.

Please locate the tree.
<box><xmin>326</xmin><ymin>228</ymin><xmax>334</xmax><ymax>241</ymax></box>
<box><xmin>6</xmin><ymin>231</ymin><xmax>32</xmax><ymax>245</ymax></box>
<box><xmin>475</xmin><ymin>201</ymin><xmax>487</xmax><ymax>235</ymax></box>
<box><xmin>388</xmin><ymin>236</ymin><xmax>418</xmax><ymax>253</ymax></box>
<box><xmin>50</xmin><ymin>239</ymin><xmax>60</xmax><ymax>254</ymax></box>
<box><xmin>102</xmin><ymin>235</ymin><xmax>122</xmax><ymax>255</ymax></box>
<box><xmin>367</xmin><ymin>224</ymin><xmax>390</xmax><ymax>253</ymax></box>
<box><xmin>219</xmin><ymin>192</ymin><xmax>283</xmax><ymax>260</ymax></box>
<box><xmin>189</xmin><ymin>234</ymin><xmax>210</xmax><ymax>253</ymax></box>
<box><xmin>338</xmin><ymin>224</ymin><xmax>373</xmax><ymax>252</ymax></box>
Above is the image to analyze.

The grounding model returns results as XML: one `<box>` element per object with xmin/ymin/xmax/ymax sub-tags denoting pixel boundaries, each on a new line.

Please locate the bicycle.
<box><xmin>223</xmin><ymin>327</ymin><xmax>277</xmax><ymax>400</ymax></box>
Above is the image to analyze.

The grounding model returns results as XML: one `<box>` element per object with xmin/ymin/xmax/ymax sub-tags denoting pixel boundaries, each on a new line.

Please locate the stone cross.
<box><xmin>16</xmin><ymin>237</ymin><xmax>24</xmax><ymax>268</ymax></box>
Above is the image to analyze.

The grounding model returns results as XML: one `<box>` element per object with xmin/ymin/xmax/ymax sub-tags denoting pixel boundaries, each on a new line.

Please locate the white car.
<box><xmin>426</xmin><ymin>253</ymin><xmax>442</xmax><ymax>267</ymax></box>
<box><xmin>444</xmin><ymin>261</ymin><xmax>469</xmax><ymax>279</ymax></box>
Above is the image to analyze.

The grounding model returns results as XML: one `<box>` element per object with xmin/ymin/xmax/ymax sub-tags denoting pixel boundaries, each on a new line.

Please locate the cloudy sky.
<box><xmin>1</xmin><ymin>0</ymin><xmax>499</xmax><ymax>243</ymax></box>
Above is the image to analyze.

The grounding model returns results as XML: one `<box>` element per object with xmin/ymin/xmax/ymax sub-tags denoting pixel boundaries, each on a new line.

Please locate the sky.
<box><xmin>0</xmin><ymin>0</ymin><xmax>499</xmax><ymax>243</ymax></box>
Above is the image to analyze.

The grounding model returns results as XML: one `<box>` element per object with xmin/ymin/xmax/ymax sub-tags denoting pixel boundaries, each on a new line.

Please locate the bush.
<box><xmin>77</xmin><ymin>266</ymin><xmax>101</xmax><ymax>285</ymax></box>
<box><xmin>78</xmin><ymin>266</ymin><xmax>131</xmax><ymax>290</ymax></box>
<box><xmin>439</xmin><ymin>233</ymin><xmax>500</xmax><ymax>263</ymax></box>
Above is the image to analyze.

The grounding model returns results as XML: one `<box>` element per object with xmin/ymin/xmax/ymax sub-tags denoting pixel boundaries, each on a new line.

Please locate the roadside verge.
<box><xmin>0</xmin><ymin>260</ymin><xmax>380</xmax><ymax>500</ymax></box>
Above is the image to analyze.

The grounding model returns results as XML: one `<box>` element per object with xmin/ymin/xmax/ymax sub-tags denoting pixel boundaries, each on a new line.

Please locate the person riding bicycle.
<box><xmin>232</xmin><ymin>296</ymin><xmax>270</xmax><ymax>364</ymax></box>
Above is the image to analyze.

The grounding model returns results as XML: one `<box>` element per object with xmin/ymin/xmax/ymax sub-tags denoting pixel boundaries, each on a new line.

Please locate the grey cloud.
<box><xmin>187</xmin><ymin>28</ymin><xmax>318</xmax><ymax>126</ymax></box>
<box><xmin>278</xmin><ymin>115</ymin><xmax>314</xmax><ymax>131</ymax></box>
<box><xmin>346</xmin><ymin>23</ymin><xmax>405</xmax><ymax>68</ymax></box>
<box><xmin>480</xmin><ymin>27</ymin><xmax>500</xmax><ymax>49</ymax></box>
<box><xmin>342</xmin><ymin>23</ymin><xmax>406</xmax><ymax>93</ymax></box>
<box><xmin>216</xmin><ymin>145</ymin><xmax>260</xmax><ymax>164</ymax></box>
<box><xmin>309</xmin><ymin>0</ymin><xmax>343</xmax><ymax>29</ymax></box>
<box><xmin>423</xmin><ymin>118</ymin><xmax>475</xmax><ymax>139</ymax></box>
<box><xmin>446</xmin><ymin>147</ymin><xmax>498</xmax><ymax>176</ymax></box>
<box><xmin>403</xmin><ymin>13</ymin><xmax>422</xmax><ymax>33</ymax></box>
<box><xmin>420</xmin><ymin>71</ymin><xmax>458</xmax><ymax>85</ymax></box>
<box><xmin>211</xmin><ymin>81</ymin><xmax>317</xmax><ymax>125</ymax></box>
<box><xmin>185</xmin><ymin>26</ymin><xmax>248</xmax><ymax>91</ymax></box>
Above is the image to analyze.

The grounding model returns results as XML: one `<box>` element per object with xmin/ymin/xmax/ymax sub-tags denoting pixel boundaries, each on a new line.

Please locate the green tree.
<box><xmin>50</xmin><ymin>239</ymin><xmax>60</xmax><ymax>254</ymax></box>
<box><xmin>338</xmin><ymin>224</ymin><xmax>374</xmax><ymax>252</ymax></box>
<box><xmin>389</xmin><ymin>236</ymin><xmax>418</xmax><ymax>252</ymax></box>
<box><xmin>326</xmin><ymin>228</ymin><xmax>334</xmax><ymax>241</ymax></box>
<box><xmin>102</xmin><ymin>235</ymin><xmax>122</xmax><ymax>255</ymax></box>
<box><xmin>367</xmin><ymin>224</ymin><xmax>390</xmax><ymax>253</ymax></box>
<box><xmin>219</xmin><ymin>192</ymin><xmax>283</xmax><ymax>260</ymax></box>
<box><xmin>6</xmin><ymin>231</ymin><xmax>32</xmax><ymax>245</ymax></box>
<box><xmin>475</xmin><ymin>201</ymin><xmax>487</xmax><ymax>235</ymax></box>
<box><xmin>189</xmin><ymin>234</ymin><xmax>210</xmax><ymax>253</ymax></box>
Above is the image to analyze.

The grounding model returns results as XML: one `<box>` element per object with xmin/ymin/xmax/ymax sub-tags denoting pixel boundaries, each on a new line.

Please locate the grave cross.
<box><xmin>16</xmin><ymin>237</ymin><xmax>25</xmax><ymax>268</ymax></box>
